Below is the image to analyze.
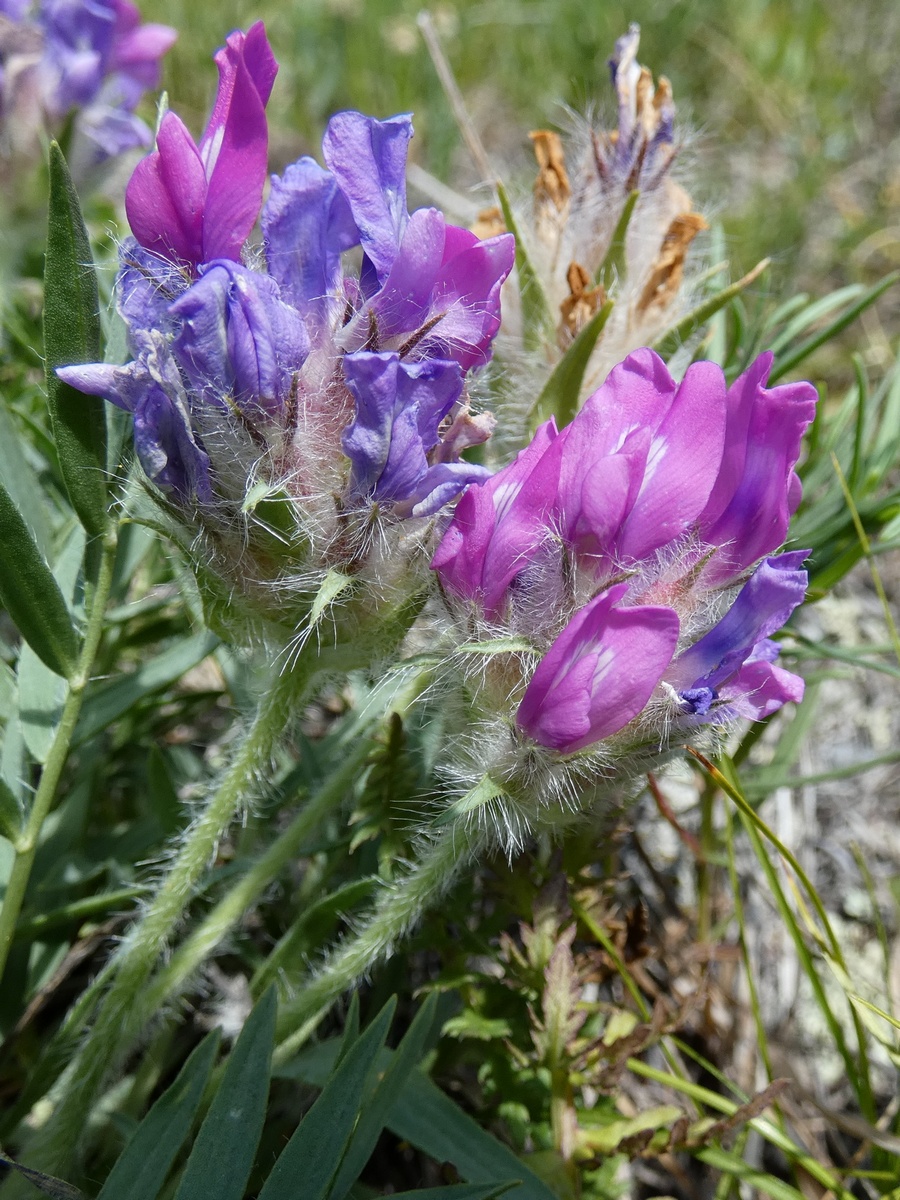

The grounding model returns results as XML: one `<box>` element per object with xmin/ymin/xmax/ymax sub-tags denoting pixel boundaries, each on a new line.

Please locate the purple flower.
<box><xmin>62</xmin><ymin>33</ymin><xmax>510</xmax><ymax>525</ymax></box>
<box><xmin>0</xmin><ymin>0</ymin><xmax>175</xmax><ymax>167</ymax></box>
<box><xmin>125</xmin><ymin>21</ymin><xmax>276</xmax><ymax>269</ymax></box>
<box><xmin>169</xmin><ymin>260</ymin><xmax>309</xmax><ymax>418</ymax></box>
<box><xmin>697</xmin><ymin>352</ymin><xmax>818</xmax><ymax>584</ymax></box>
<box><xmin>516</xmin><ymin>583</ymin><xmax>680</xmax><ymax>753</ymax></box>
<box><xmin>58</xmin><ymin>335</ymin><xmax>212</xmax><ymax>502</ymax></box>
<box><xmin>433</xmin><ymin>349</ymin><xmax>816</xmax><ymax>754</ymax></box>
<box><xmin>432</xmin><ymin>350</ymin><xmax>729</xmax><ymax>619</ymax></box>
<box><xmin>341</xmin><ymin>350</ymin><xmax>489</xmax><ymax>517</ymax></box>
<box><xmin>668</xmin><ymin>551</ymin><xmax>808</xmax><ymax>720</ymax></box>
<box><xmin>261</xmin><ymin>109</ymin><xmax>515</xmax><ymax>375</ymax></box>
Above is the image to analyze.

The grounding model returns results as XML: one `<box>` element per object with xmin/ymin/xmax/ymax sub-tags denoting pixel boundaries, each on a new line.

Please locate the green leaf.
<box><xmin>652</xmin><ymin>258</ymin><xmax>770</xmax><ymax>361</ymax></box>
<box><xmin>74</xmin><ymin>630</ymin><xmax>219</xmax><ymax>744</ymax></box>
<box><xmin>578</xmin><ymin>1105</ymin><xmax>683</xmax><ymax>1154</ymax></box>
<box><xmin>43</xmin><ymin>142</ymin><xmax>108</xmax><ymax>538</ymax></box>
<box><xmin>330</xmin><ymin>993</ymin><xmax>439</xmax><ymax>1199</ymax></box>
<box><xmin>0</xmin><ymin>1152</ymin><xmax>83</xmax><ymax>1199</ymax></box>
<box><xmin>526</xmin><ymin>299</ymin><xmax>613</xmax><ymax>431</ymax></box>
<box><xmin>496</xmin><ymin>181</ymin><xmax>553</xmax><ymax>351</ymax></box>
<box><xmin>0</xmin><ymin>402</ymin><xmax>53</xmax><ymax>555</ymax></box>
<box><xmin>0</xmin><ymin>479</ymin><xmax>79</xmax><ymax>679</ymax></box>
<box><xmin>97</xmin><ymin>1030</ymin><xmax>221</xmax><ymax>1200</ymax></box>
<box><xmin>769</xmin><ymin>271</ymin><xmax>900</xmax><ymax>383</ymax></box>
<box><xmin>596</xmin><ymin>189</ymin><xmax>639</xmax><ymax>289</ymax></box>
<box><xmin>388</xmin><ymin>1074</ymin><xmax>556</xmax><ymax>1200</ymax></box>
<box><xmin>433</xmin><ymin>775</ymin><xmax>506</xmax><ymax>828</ymax></box>
<box><xmin>18</xmin><ymin>642</ymin><xmax>66</xmax><ymax>764</ymax></box>
<box><xmin>277</xmin><ymin>1038</ymin><xmax>553</xmax><ymax>1200</ymax></box>
<box><xmin>258</xmin><ymin>998</ymin><xmax>396</xmax><ymax>1200</ymax></box>
<box><xmin>0</xmin><ymin>774</ymin><xmax>23</xmax><ymax>844</ymax></box>
<box><xmin>173</xmin><ymin>989</ymin><xmax>276</xmax><ymax>1200</ymax></box>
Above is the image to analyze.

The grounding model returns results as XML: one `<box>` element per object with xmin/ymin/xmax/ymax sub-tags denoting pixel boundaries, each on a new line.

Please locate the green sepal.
<box><xmin>433</xmin><ymin>774</ymin><xmax>506</xmax><ymax>828</ymax></box>
<box><xmin>310</xmin><ymin>567</ymin><xmax>358</xmax><ymax>629</ymax></box>
<box><xmin>457</xmin><ymin>637</ymin><xmax>536</xmax><ymax>657</ymax></box>
<box><xmin>652</xmin><ymin>258</ymin><xmax>770</xmax><ymax>361</ymax></box>
<box><xmin>496</xmin><ymin>180</ymin><xmax>553</xmax><ymax>351</ymax></box>
<box><xmin>527</xmin><ymin>299</ymin><xmax>614</xmax><ymax>432</ymax></box>
<box><xmin>44</xmin><ymin>142</ymin><xmax>108</xmax><ymax>538</ymax></box>
<box><xmin>596</xmin><ymin>188</ymin><xmax>639</xmax><ymax>289</ymax></box>
<box><xmin>0</xmin><ymin>478</ymin><xmax>80</xmax><ymax>679</ymax></box>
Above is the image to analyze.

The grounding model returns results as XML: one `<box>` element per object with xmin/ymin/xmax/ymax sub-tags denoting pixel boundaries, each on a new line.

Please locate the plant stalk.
<box><xmin>141</xmin><ymin>735</ymin><xmax>375</xmax><ymax>1020</ymax></box>
<box><xmin>26</xmin><ymin>643</ymin><xmax>324</xmax><ymax>1175</ymax></box>
<box><xmin>272</xmin><ymin>821</ymin><xmax>482</xmax><ymax>1065</ymax></box>
<box><xmin>0</xmin><ymin>529</ymin><xmax>118</xmax><ymax>985</ymax></box>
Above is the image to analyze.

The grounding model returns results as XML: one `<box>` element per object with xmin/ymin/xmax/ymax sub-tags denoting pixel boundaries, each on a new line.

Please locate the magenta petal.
<box><xmin>366</xmin><ymin>207</ymin><xmax>446</xmax><ymax>341</ymax></box>
<box><xmin>699</xmin><ymin>353</ymin><xmax>818</xmax><ymax>582</ymax></box>
<box><xmin>431</xmin><ymin>418</ymin><xmax>559</xmax><ymax>611</ymax></box>
<box><xmin>617</xmin><ymin>359</ymin><xmax>727</xmax><ymax>560</ymax></box>
<box><xmin>718</xmin><ymin>657</ymin><xmax>805</xmax><ymax>720</ymax></box>
<box><xmin>427</xmin><ymin>231</ymin><xmax>516</xmax><ymax>371</ymax></box>
<box><xmin>200</xmin><ymin>24</ymin><xmax>276</xmax><ymax>262</ymax></box>
<box><xmin>125</xmin><ymin>111</ymin><xmax>206</xmax><ymax>264</ymax></box>
<box><xmin>516</xmin><ymin>586</ymin><xmax>680</xmax><ymax>754</ymax></box>
<box><xmin>201</xmin><ymin>22</ymin><xmax>277</xmax><ymax>168</ymax></box>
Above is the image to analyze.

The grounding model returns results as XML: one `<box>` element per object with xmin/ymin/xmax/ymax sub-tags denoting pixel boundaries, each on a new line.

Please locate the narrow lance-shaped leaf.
<box><xmin>44</xmin><ymin>141</ymin><xmax>109</xmax><ymax>538</ymax></box>
<box><xmin>652</xmin><ymin>258</ymin><xmax>770</xmax><ymax>361</ymax></box>
<box><xmin>258</xmin><ymin>998</ymin><xmax>396</xmax><ymax>1200</ymax></box>
<box><xmin>97</xmin><ymin>1030</ymin><xmax>221</xmax><ymax>1200</ymax></box>
<box><xmin>0</xmin><ymin>478</ymin><xmax>79</xmax><ymax>679</ymax></box>
<box><xmin>173</xmin><ymin>988</ymin><xmax>277</xmax><ymax>1200</ymax></box>
<box><xmin>527</xmin><ymin>299</ymin><xmax>614</xmax><ymax>431</ymax></box>
<box><xmin>0</xmin><ymin>775</ymin><xmax>24</xmax><ymax>845</ymax></box>
<box><xmin>496</xmin><ymin>180</ymin><xmax>553</xmax><ymax>352</ymax></box>
<box><xmin>0</xmin><ymin>1152</ymin><xmax>83</xmax><ymax>1199</ymax></box>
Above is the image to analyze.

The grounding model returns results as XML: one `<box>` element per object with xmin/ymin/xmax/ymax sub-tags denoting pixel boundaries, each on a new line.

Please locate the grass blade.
<box><xmin>97</xmin><ymin>1030</ymin><xmax>221</xmax><ymax>1200</ymax></box>
<box><xmin>173</xmin><ymin>988</ymin><xmax>277</xmax><ymax>1200</ymax></box>
<box><xmin>257</xmin><ymin>998</ymin><xmax>396</xmax><ymax>1200</ymax></box>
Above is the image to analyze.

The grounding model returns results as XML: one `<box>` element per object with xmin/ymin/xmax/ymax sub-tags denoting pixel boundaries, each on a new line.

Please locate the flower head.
<box><xmin>60</xmin><ymin>31</ymin><xmax>514</xmax><ymax>634</ymax></box>
<box><xmin>433</xmin><ymin>348</ymin><xmax>816</xmax><ymax>766</ymax></box>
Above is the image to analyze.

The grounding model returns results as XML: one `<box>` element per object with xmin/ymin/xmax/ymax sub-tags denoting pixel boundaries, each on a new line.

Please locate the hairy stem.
<box><xmin>141</xmin><ymin>734</ymin><xmax>375</xmax><ymax>1019</ymax></box>
<box><xmin>272</xmin><ymin>822</ymin><xmax>483</xmax><ymax>1065</ymax></box>
<box><xmin>27</xmin><ymin>645</ymin><xmax>324</xmax><ymax>1175</ymax></box>
<box><xmin>0</xmin><ymin>530</ymin><xmax>118</xmax><ymax>985</ymax></box>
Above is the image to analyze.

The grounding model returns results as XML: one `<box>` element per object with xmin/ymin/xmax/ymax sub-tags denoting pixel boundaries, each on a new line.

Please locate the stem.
<box><xmin>140</xmin><ymin>735</ymin><xmax>374</xmax><ymax>1020</ymax></box>
<box><xmin>29</xmin><ymin>645</ymin><xmax>324</xmax><ymax>1175</ymax></box>
<box><xmin>0</xmin><ymin>530</ymin><xmax>117</xmax><ymax>985</ymax></box>
<box><xmin>272</xmin><ymin>823</ymin><xmax>482</xmax><ymax>1066</ymax></box>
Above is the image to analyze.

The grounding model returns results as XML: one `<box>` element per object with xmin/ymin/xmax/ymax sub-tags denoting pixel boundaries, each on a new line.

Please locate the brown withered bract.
<box><xmin>636</xmin><ymin>210</ymin><xmax>708</xmax><ymax>314</ymax></box>
<box><xmin>529</xmin><ymin>129</ymin><xmax>571</xmax><ymax>210</ymax></box>
<box><xmin>471</xmin><ymin>204</ymin><xmax>506</xmax><ymax>240</ymax></box>
<box><xmin>559</xmin><ymin>261</ymin><xmax>607</xmax><ymax>344</ymax></box>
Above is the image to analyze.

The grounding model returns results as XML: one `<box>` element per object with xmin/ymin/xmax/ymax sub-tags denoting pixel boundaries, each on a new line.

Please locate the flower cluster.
<box><xmin>432</xmin><ymin>348</ymin><xmax>816</xmax><ymax>826</ymax></box>
<box><xmin>61</xmin><ymin>23</ymin><xmax>514</xmax><ymax>629</ymax></box>
<box><xmin>61</xmin><ymin>22</ymin><xmax>816</xmax><ymax>839</ymax></box>
<box><xmin>0</xmin><ymin>0</ymin><xmax>175</xmax><ymax>175</ymax></box>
